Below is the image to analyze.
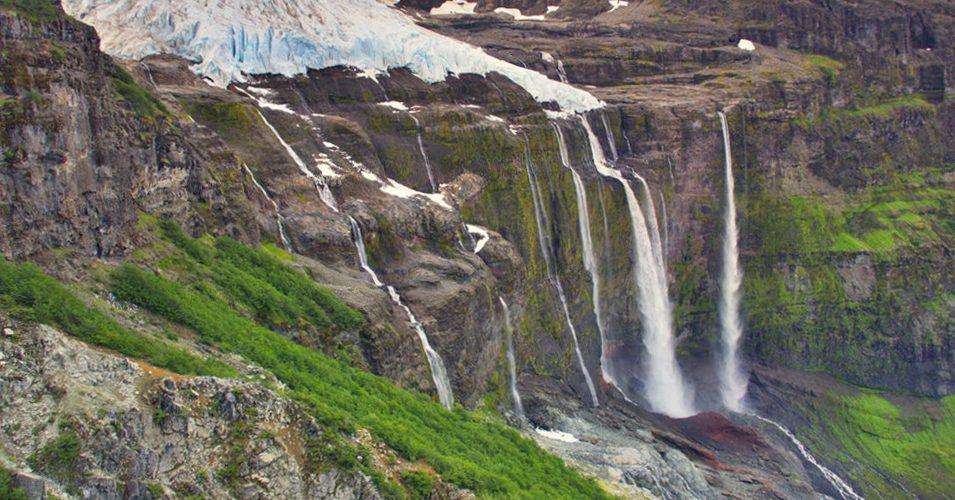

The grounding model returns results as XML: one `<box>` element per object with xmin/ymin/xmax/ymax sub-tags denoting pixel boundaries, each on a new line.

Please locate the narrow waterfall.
<box><xmin>717</xmin><ymin>111</ymin><xmax>748</xmax><ymax>412</ymax></box>
<box><xmin>578</xmin><ymin>115</ymin><xmax>694</xmax><ymax>417</ymax></box>
<box><xmin>633</xmin><ymin>174</ymin><xmax>665</xmax><ymax>272</ymax></box>
<box><xmin>755</xmin><ymin>416</ymin><xmax>864</xmax><ymax>500</ymax></box>
<box><xmin>242</xmin><ymin>164</ymin><xmax>293</xmax><ymax>252</ymax></box>
<box><xmin>348</xmin><ymin>217</ymin><xmax>454</xmax><ymax>408</ymax></box>
<box><xmin>600</xmin><ymin>112</ymin><xmax>619</xmax><ymax>161</ymax></box>
<box><xmin>659</xmin><ymin>190</ymin><xmax>669</xmax><ymax>259</ymax></box>
<box><xmin>498</xmin><ymin>297</ymin><xmax>525</xmax><ymax>418</ymax></box>
<box><xmin>409</xmin><ymin>114</ymin><xmax>438</xmax><ymax>192</ymax></box>
<box><xmin>553</xmin><ymin>123</ymin><xmax>625</xmax><ymax>396</ymax></box>
<box><xmin>556</xmin><ymin>59</ymin><xmax>569</xmax><ymax>83</ymax></box>
<box><xmin>524</xmin><ymin>142</ymin><xmax>599</xmax><ymax>407</ymax></box>
<box><xmin>250</xmin><ymin>106</ymin><xmax>339</xmax><ymax>212</ymax></box>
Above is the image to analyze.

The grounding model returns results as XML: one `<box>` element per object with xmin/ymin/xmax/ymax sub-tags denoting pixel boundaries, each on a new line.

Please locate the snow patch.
<box><xmin>466</xmin><ymin>224</ymin><xmax>490</xmax><ymax>253</ymax></box>
<box><xmin>430</xmin><ymin>0</ymin><xmax>476</xmax><ymax>16</ymax></box>
<box><xmin>608</xmin><ymin>0</ymin><xmax>629</xmax><ymax>12</ymax></box>
<box><xmin>62</xmin><ymin>0</ymin><xmax>602</xmax><ymax>113</ymax></box>
<box><xmin>380</xmin><ymin>101</ymin><xmax>410</xmax><ymax>111</ymax></box>
<box><xmin>737</xmin><ymin>39</ymin><xmax>756</xmax><ymax>51</ymax></box>
<box><xmin>535</xmin><ymin>428</ymin><xmax>579</xmax><ymax>443</ymax></box>
<box><xmin>360</xmin><ymin>171</ymin><xmax>452</xmax><ymax>210</ymax></box>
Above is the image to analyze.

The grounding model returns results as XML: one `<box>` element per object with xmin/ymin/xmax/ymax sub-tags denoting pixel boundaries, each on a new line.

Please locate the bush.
<box><xmin>400</xmin><ymin>470</ymin><xmax>434</xmax><ymax>500</ymax></box>
<box><xmin>0</xmin><ymin>466</ymin><xmax>29</xmax><ymax>500</ymax></box>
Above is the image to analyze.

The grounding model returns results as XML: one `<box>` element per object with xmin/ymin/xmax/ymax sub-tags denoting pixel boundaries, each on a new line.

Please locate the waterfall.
<box><xmin>556</xmin><ymin>59</ymin><xmax>569</xmax><ymax>83</ymax></box>
<box><xmin>755</xmin><ymin>416</ymin><xmax>864</xmax><ymax>500</ymax></box>
<box><xmin>659</xmin><ymin>190</ymin><xmax>669</xmax><ymax>259</ymax></box>
<box><xmin>600</xmin><ymin>112</ymin><xmax>619</xmax><ymax>161</ymax></box>
<box><xmin>524</xmin><ymin>141</ymin><xmax>599</xmax><ymax>407</ymax></box>
<box><xmin>498</xmin><ymin>297</ymin><xmax>525</xmax><ymax>418</ymax></box>
<box><xmin>242</xmin><ymin>164</ymin><xmax>293</xmax><ymax>252</ymax></box>
<box><xmin>553</xmin><ymin>123</ymin><xmax>626</xmax><ymax>397</ymax></box>
<box><xmin>249</xmin><ymin>105</ymin><xmax>339</xmax><ymax>212</ymax></box>
<box><xmin>409</xmin><ymin>114</ymin><xmax>438</xmax><ymax>192</ymax></box>
<box><xmin>717</xmin><ymin>111</ymin><xmax>748</xmax><ymax>412</ymax></box>
<box><xmin>578</xmin><ymin>114</ymin><xmax>694</xmax><ymax>417</ymax></box>
<box><xmin>348</xmin><ymin>217</ymin><xmax>454</xmax><ymax>408</ymax></box>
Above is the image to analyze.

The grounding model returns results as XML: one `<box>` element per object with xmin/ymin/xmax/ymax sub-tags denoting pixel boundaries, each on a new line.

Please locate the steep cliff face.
<box><xmin>0</xmin><ymin>6</ymin><xmax>257</xmax><ymax>259</ymax></box>
<box><xmin>1</xmin><ymin>0</ymin><xmax>953</xmax><ymax>498</ymax></box>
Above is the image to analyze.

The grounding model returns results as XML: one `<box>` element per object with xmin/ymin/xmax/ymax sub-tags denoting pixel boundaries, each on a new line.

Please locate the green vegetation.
<box><xmin>802</xmin><ymin>53</ymin><xmax>845</xmax><ymax>80</ymax></box>
<box><xmin>27</xmin><ymin>423</ymin><xmax>81</xmax><ymax>481</ymax></box>
<box><xmin>106</xmin><ymin>227</ymin><xmax>609</xmax><ymax>498</ymax></box>
<box><xmin>0</xmin><ymin>0</ymin><xmax>62</xmax><ymax>23</ymax></box>
<box><xmin>801</xmin><ymin>392</ymin><xmax>955</xmax><ymax>498</ymax></box>
<box><xmin>111</xmin><ymin>64</ymin><xmax>167</xmax><ymax>122</ymax></box>
<box><xmin>187</xmin><ymin>101</ymin><xmax>262</xmax><ymax>144</ymax></box>
<box><xmin>0</xmin><ymin>466</ymin><xmax>29</xmax><ymax>500</ymax></box>
<box><xmin>0</xmin><ymin>257</ymin><xmax>235</xmax><ymax>378</ymax></box>
<box><xmin>400</xmin><ymin>470</ymin><xmax>435</xmax><ymax>499</ymax></box>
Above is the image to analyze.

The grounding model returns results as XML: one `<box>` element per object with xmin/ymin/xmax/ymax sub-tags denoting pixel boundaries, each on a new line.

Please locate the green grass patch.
<box><xmin>107</xmin><ymin>262</ymin><xmax>609</xmax><ymax>499</ymax></box>
<box><xmin>807</xmin><ymin>393</ymin><xmax>955</xmax><ymax>498</ymax></box>
<box><xmin>0</xmin><ymin>257</ymin><xmax>235</xmax><ymax>378</ymax></box>
<box><xmin>840</xmin><ymin>94</ymin><xmax>933</xmax><ymax>120</ymax></box>
<box><xmin>0</xmin><ymin>0</ymin><xmax>62</xmax><ymax>23</ymax></box>
<box><xmin>803</xmin><ymin>53</ymin><xmax>845</xmax><ymax>80</ymax></box>
<box><xmin>27</xmin><ymin>422</ymin><xmax>81</xmax><ymax>481</ymax></box>
<box><xmin>111</xmin><ymin>64</ymin><xmax>167</xmax><ymax>122</ymax></box>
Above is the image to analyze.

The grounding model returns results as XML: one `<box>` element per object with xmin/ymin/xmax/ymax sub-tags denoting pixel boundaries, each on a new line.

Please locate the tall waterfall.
<box><xmin>717</xmin><ymin>111</ymin><xmax>748</xmax><ymax>412</ymax></box>
<box><xmin>524</xmin><ymin>142</ymin><xmax>599</xmax><ymax>407</ymax></box>
<box><xmin>250</xmin><ymin>106</ymin><xmax>339</xmax><ymax>212</ymax></box>
<box><xmin>578</xmin><ymin>115</ymin><xmax>694</xmax><ymax>417</ymax></box>
<box><xmin>242</xmin><ymin>164</ymin><xmax>293</xmax><ymax>252</ymax></box>
<box><xmin>410</xmin><ymin>114</ymin><xmax>438</xmax><ymax>192</ymax></box>
<box><xmin>755</xmin><ymin>416</ymin><xmax>864</xmax><ymax>500</ymax></box>
<box><xmin>553</xmin><ymin>123</ymin><xmax>625</xmax><ymax>397</ymax></box>
<box><xmin>498</xmin><ymin>297</ymin><xmax>525</xmax><ymax>418</ymax></box>
<box><xmin>348</xmin><ymin>217</ymin><xmax>454</xmax><ymax>408</ymax></box>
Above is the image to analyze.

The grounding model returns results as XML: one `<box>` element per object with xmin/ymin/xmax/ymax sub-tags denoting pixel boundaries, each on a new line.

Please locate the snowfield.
<box><xmin>62</xmin><ymin>0</ymin><xmax>603</xmax><ymax>113</ymax></box>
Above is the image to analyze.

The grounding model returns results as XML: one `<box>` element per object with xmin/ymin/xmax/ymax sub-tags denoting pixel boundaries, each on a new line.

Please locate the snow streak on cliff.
<box><xmin>62</xmin><ymin>0</ymin><xmax>603</xmax><ymax>113</ymax></box>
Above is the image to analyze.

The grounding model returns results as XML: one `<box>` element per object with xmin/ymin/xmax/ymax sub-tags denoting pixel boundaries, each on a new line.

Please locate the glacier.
<box><xmin>61</xmin><ymin>0</ymin><xmax>603</xmax><ymax>113</ymax></box>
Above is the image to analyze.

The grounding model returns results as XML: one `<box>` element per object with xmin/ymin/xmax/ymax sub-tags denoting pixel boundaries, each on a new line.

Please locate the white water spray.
<box><xmin>578</xmin><ymin>115</ymin><xmax>694</xmax><ymax>417</ymax></box>
<box><xmin>409</xmin><ymin>114</ymin><xmax>438</xmax><ymax>192</ymax></box>
<box><xmin>498</xmin><ymin>297</ymin><xmax>525</xmax><ymax>418</ymax></box>
<box><xmin>717</xmin><ymin>111</ymin><xmax>748</xmax><ymax>412</ymax></box>
<box><xmin>348</xmin><ymin>217</ymin><xmax>454</xmax><ymax>408</ymax></box>
<box><xmin>755</xmin><ymin>416</ymin><xmax>863</xmax><ymax>500</ymax></box>
<box><xmin>524</xmin><ymin>142</ymin><xmax>599</xmax><ymax>407</ymax></box>
<box><xmin>243</xmin><ymin>164</ymin><xmax>293</xmax><ymax>252</ymax></box>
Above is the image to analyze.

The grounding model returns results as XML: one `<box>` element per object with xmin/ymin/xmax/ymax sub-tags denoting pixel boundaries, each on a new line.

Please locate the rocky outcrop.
<box><xmin>0</xmin><ymin>316</ymin><xmax>380</xmax><ymax>499</ymax></box>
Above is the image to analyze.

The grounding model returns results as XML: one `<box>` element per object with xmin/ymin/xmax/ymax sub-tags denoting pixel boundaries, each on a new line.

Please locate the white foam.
<box><xmin>535</xmin><ymin>428</ymin><xmax>579</xmax><ymax>443</ymax></box>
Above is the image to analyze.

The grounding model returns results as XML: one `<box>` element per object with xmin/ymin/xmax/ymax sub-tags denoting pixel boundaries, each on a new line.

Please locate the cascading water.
<box><xmin>556</xmin><ymin>59</ymin><xmax>569</xmax><ymax>84</ymax></box>
<box><xmin>409</xmin><ymin>114</ymin><xmax>438</xmax><ymax>192</ymax></box>
<box><xmin>600</xmin><ymin>112</ymin><xmax>619</xmax><ymax>161</ymax></box>
<box><xmin>348</xmin><ymin>217</ymin><xmax>454</xmax><ymax>408</ymax></box>
<box><xmin>524</xmin><ymin>141</ymin><xmax>599</xmax><ymax>407</ymax></box>
<box><xmin>242</xmin><ymin>164</ymin><xmax>293</xmax><ymax>252</ymax></box>
<box><xmin>498</xmin><ymin>297</ymin><xmax>525</xmax><ymax>418</ymax></box>
<box><xmin>578</xmin><ymin>114</ymin><xmax>694</xmax><ymax>417</ymax></box>
<box><xmin>247</xmin><ymin>103</ymin><xmax>339</xmax><ymax>212</ymax></box>
<box><xmin>717</xmin><ymin>111</ymin><xmax>748</xmax><ymax>412</ymax></box>
<box><xmin>553</xmin><ymin>123</ymin><xmax>627</xmax><ymax>398</ymax></box>
<box><xmin>659</xmin><ymin>190</ymin><xmax>669</xmax><ymax>259</ymax></box>
<box><xmin>755</xmin><ymin>416</ymin><xmax>863</xmax><ymax>500</ymax></box>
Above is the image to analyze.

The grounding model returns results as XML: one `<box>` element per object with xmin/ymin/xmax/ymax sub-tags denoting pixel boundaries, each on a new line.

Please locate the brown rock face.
<box><xmin>0</xmin><ymin>11</ymin><xmax>256</xmax><ymax>259</ymax></box>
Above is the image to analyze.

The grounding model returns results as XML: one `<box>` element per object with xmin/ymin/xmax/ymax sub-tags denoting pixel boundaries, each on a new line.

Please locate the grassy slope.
<box><xmin>799</xmin><ymin>391</ymin><xmax>955</xmax><ymax>498</ymax></box>
<box><xmin>0</xmin><ymin>219</ymin><xmax>609</xmax><ymax>499</ymax></box>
